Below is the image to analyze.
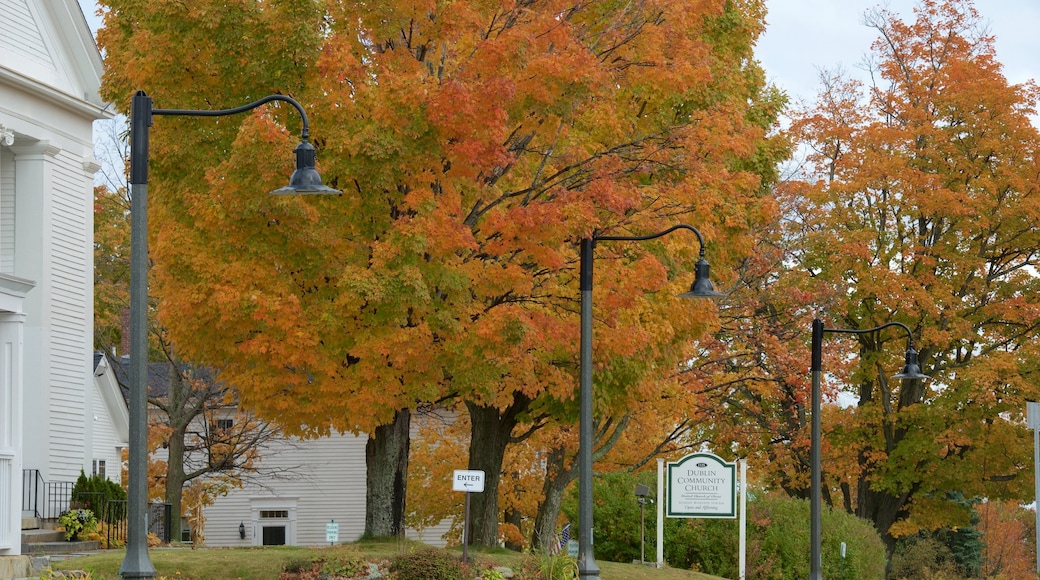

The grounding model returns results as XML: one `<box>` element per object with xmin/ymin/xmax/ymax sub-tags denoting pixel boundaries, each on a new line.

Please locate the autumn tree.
<box><xmin>108</xmin><ymin>336</ymin><xmax>284</xmax><ymax>542</ymax></box>
<box><xmin>779</xmin><ymin>0</ymin><xmax>1040</xmax><ymax>551</ymax></box>
<box><xmin>97</xmin><ymin>0</ymin><xmax>784</xmax><ymax>545</ymax></box>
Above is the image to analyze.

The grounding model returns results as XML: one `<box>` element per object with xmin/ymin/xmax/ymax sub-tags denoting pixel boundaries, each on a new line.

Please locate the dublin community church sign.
<box><xmin>666</xmin><ymin>452</ymin><xmax>736</xmax><ymax>519</ymax></box>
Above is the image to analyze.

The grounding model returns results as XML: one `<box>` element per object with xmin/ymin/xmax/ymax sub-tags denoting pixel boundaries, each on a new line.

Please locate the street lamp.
<box><xmin>578</xmin><ymin>225</ymin><xmax>722</xmax><ymax>579</ymax></box>
<box><xmin>121</xmin><ymin>91</ymin><xmax>339</xmax><ymax>579</ymax></box>
<box><xmin>808</xmin><ymin>318</ymin><xmax>928</xmax><ymax>580</ymax></box>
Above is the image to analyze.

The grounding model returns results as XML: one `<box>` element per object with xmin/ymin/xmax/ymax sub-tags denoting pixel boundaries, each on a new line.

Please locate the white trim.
<box><xmin>249</xmin><ymin>497</ymin><xmax>298</xmax><ymax>546</ymax></box>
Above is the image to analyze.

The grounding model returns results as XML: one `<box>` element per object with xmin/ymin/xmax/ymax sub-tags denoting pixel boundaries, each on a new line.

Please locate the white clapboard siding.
<box><xmin>204</xmin><ymin>432</ymin><xmax>368</xmax><ymax>547</ymax></box>
<box><xmin>44</xmin><ymin>149</ymin><xmax>92</xmax><ymax>482</ymax></box>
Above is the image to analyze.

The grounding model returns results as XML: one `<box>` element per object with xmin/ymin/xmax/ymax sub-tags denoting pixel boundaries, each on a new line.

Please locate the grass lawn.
<box><xmin>48</xmin><ymin>539</ymin><xmax>727</xmax><ymax>579</ymax></box>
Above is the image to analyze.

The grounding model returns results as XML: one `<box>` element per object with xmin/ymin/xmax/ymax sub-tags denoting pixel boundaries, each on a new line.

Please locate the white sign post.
<box><xmin>659</xmin><ymin>453</ymin><xmax>744</xmax><ymax>572</ymax></box>
<box><xmin>1028</xmin><ymin>402</ymin><xmax>1040</xmax><ymax>577</ymax></box>
<box><xmin>453</xmin><ymin>469</ymin><xmax>485</xmax><ymax>564</ymax></box>
<box><xmin>325</xmin><ymin>519</ymin><xmax>339</xmax><ymax>546</ymax></box>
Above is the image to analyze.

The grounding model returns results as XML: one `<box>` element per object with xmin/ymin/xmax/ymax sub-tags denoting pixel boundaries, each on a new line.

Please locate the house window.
<box><xmin>216</xmin><ymin>419</ymin><xmax>234</xmax><ymax>432</ymax></box>
<box><xmin>92</xmin><ymin>459</ymin><xmax>106</xmax><ymax>479</ymax></box>
<box><xmin>180</xmin><ymin>517</ymin><xmax>192</xmax><ymax>543</ymax></box>
<box><xmin>260</xmin><ymin>510</ymin><xmax>289</xmax><ymax>519</ymax></box>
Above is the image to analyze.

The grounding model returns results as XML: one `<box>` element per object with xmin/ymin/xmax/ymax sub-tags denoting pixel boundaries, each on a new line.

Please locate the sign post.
<box><xmin>1028</xmin><ymin>401</ymin><xmax>1040</xmax><ymax>577</ymax></box>
<box><xmin>325</xmin><ymin>520</ymin><xmax>339</xmax><ymax>546</ymax></box>
<box><xmin>453</xmin><ymin>470</ymin><xmax>485</xmax><ymax>564</ymax></box>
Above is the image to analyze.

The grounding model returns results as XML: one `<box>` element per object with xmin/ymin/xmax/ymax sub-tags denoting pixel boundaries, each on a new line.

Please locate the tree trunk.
<box><xmin>465</xmin><ymin>397</ymin><xmax>529</xmax><ymax>547</ymax></box>
<box><xmin>531</xmin><ymin>445</ymin><xmax>575</xmax><ymax>553</ymax></box>
<box><xmin>364</xmin><ymin>408</ymin><xmax>411</xmax><ymax>537</ymax></box>
<box><xmin>165</xmin><ymin>425</ymin><xmax>187</xmax><ymax>543</ymax></box>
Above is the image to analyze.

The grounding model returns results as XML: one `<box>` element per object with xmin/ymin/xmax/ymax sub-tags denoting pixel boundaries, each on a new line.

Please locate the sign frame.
<box><xmin>325</xmin><ymin>520</ymin><xmax>339</xmax><ymax>545</ymax></box>
<box><xmin>452</xmin><ymin>469</ymin><xmax>486</xmax><ymax>493</ymax></box>
<box><xmin>667</xmin><ymin>452</ymin><xmax>736</xmax><ymax>519</ymax></box>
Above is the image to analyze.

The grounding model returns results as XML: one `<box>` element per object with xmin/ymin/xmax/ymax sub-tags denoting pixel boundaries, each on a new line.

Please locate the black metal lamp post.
<box><xmin>808</xmin><ymin>318</ymin><xmax>928</xmax><ymax>580</ymax></box>
<box><xmin>121</xmin><ymin>91</ymin><xmax>339</xmax><ymax>579</ymax></box>
<box><xmin>578</xmin><ymin>225</ymin><xmax>722</xmax><ymax>579</ymax></box>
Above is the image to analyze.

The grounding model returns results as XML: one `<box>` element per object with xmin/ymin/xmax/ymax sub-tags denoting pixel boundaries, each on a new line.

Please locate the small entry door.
<box><xmin>262</xmin><ymin>525</ymin><xmax>286</xmax><ymax>546</ymax></box>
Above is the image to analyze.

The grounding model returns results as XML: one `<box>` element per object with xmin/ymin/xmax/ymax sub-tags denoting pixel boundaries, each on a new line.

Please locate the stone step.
<box><xmin>20</xmin><ymin>540</ymin><xmax>100</xmax><ymax>556</ymax></box>
<box><xmin>20</xmin><ymin>529</ymin><xmax>64</xmax><ymax>544</ymax></box>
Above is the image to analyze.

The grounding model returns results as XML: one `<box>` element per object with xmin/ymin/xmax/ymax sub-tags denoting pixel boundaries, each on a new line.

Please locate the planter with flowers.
<box><xmin>57</xmin><ymin>508</ymin><xmax>98</xmax><ymax>541</ymax></box>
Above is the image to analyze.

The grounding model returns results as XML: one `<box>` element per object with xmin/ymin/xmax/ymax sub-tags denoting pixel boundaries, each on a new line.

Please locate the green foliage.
<box><xmin>889</xmin><ymin>536</ymin><xmax>962</xmax><ymax>580</ymax></box>
<box><xmin>319</xmin><ymin>554</ymin><xmax>368</xmax><ymax>577</ymax></box>
<box><xmin>537</xmin><ymin>553</ymin><xmax>579</xmax><ymax>580</ymax></box>
<box><xmin>745</xmin><ymin>495</ymin><xmax>885</xmax><ymax>580</ymax></box>
<box><xmin>562</xmin><ymin>472</ymin><xmax>886</xmax><ymax>578</ymax></box>
<box><xmin>71</xmin><ymin>470</ymin><xmax>127</xmax><ymax>523</ymax></box>
<box><xmin>891</xmin><ymin>516</ymin><xmax>985</xmax><ymax>580</ymax></box>
<box><xmin>57</xmin><ymin>509</ymin><xmax>98</xmax><ymax>541</ymax></box>
<box><xmin>560</xmin><ymin>471</ymin><xmax>650</xmax><ymax>563</ymax></box>
<box><xmin>389</xmin><ymin>547</ymin><xmax>467</xmax><ymax>580</ymax></box>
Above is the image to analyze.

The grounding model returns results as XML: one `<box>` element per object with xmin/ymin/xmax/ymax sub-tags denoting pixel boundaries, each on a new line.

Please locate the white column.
<box><xmin>0</xmin><ymin>312</ymin><xmax>26</xmax><ymax>554</ymax></box>
<box><xmin>11</xmin><ymin>142</ymin><xmax>60</xmax><ymax>480</ymax></box>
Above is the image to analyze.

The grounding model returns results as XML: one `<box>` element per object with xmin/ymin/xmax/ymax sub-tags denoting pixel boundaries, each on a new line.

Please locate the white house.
<box><xmin>0</xmin><ymin>0</ymin><xmax>109</xmax><ymax>570</ymax></box>
<box><xmin>91</xmin><ymin>352</ymin><xmax>129</xmax><ymax>485</ymax></box>
<box><xmin>109</xmin><ymin>356</ymin><xmax>453</xmax><ymax>549</ymax></box>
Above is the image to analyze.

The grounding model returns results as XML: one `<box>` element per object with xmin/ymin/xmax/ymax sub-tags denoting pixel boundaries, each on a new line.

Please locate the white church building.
<box><xmin>0</xmin><ymin>0</ymin><xmax>112</xmax><ymax>573</ymax></box>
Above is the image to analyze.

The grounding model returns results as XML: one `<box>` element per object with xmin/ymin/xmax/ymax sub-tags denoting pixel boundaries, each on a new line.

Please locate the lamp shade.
<box><xmin>678</xmin><ymin>258</ymin><xmax>724</xmax><ymax>299</ymax></box>
<box><xmin>892</xmin><ymin>347</ymin><xmax>929</xmax><ymax>380</ymax></box>
<box><xmin>270</xmin><ymin>140</ymin><xmax>341</xmax><ymax>195</ymax></box>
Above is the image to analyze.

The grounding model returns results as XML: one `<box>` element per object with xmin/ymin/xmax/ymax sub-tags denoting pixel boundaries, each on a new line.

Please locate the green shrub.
<box><xmin>534</xmin><ymin>553</ymin><xmax>578</xmax><ymax>580</ymax></box>
<box><xmin>561</xmin><ymin>471</ymin><xmax>886</xmax><ymax>578</ymax></box>
<box><xmin>560</xmin><ymin>471</ymin><xmax>655</xmax><ymax>563</ymax></box>
<box><xmin>71</xmin><ymin>470</ymin><xmax>127</xmax><ymax>522</ymax></box>
<box><xmin>889</xmin><ymin>536</ymin><xmax>962</xmax><ymax>580</ymax></box>
<box><xmin>320</xmin><ymin>554</ymin><xmax>368</xmax><ymax>577</ymax></box>
<box><xmin>389</xmin><ymin>547</ymin><xmax>467</xmax><ymax>580</ymax></box>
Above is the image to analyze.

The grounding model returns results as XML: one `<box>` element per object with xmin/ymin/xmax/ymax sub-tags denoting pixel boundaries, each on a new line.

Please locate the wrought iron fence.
<box><xmin>21</xmin><ymin>469</ymin><xmax>43</xmax><ymax>518</ymax></box>
<box><xmin>44</xmin><ymin>481</ymin><xmax>74</xmax><ymax>519</ymax></box>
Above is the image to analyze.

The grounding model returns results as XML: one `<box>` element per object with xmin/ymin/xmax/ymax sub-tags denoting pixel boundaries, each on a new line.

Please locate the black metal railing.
<box><xmin>104</xmin><ymin>499</ymin><xmax>130</xmax><ymax>547</ymax></box>
<box><xmin>150</xmin><ymin>502</ymin><xmax>173</xmax><ymax>544</ymax></box>
<box><xmin>22</xmin><ymin>470</ymin><xmax>171</xmax><ymax>548</ymax></box>
<box><xmin>22</xmin><ymin>469</ymin><xmax>43</xmax><ymax>518</ymax></box>
<box><xmin>45</xmin><ymin>481</ymin><xmax>74</xmax><ymax>519</ymax></box>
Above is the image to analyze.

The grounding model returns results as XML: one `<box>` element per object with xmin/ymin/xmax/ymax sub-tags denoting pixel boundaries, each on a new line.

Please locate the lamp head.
<box><xmin>678</xmin><ymin>258</ymin><xmax>724</xmax><ymax>299</ymax></box>
<box><xmin>892</xmin><ymin>347</ymin><xmax>929</xmax><ymax>381</ymax></box>
<box><xmin>269</xmin><ymin>140</ymin><xmax>341</xmax><ymax>195</ymax></box>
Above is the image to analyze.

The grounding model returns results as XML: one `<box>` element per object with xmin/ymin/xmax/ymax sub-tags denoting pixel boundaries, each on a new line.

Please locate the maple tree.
<box><xmin>725</xmin><ymin>0</ymin><xmax>1040</xmax><ymax>553</ymax></box>
<box><xmin>94</xmin><ymin>168</ymin><xmax>284</xmax><ymax>542</ymax></box>
<box><xmin>97</xmin><ymin>0</ymin><xmax>784</xmax><ymax>544</ymax></box>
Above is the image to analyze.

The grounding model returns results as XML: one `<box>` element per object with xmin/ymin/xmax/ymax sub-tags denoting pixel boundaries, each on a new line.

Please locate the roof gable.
<box><xmin>0</xmin><ymin>0</ymin><xmax>104</xmax><ymax>109</ymax></box>
<box><xmin>93</xmin><ymin>352</ymin><xmax>130</xmax><ymax>441</ymax></box>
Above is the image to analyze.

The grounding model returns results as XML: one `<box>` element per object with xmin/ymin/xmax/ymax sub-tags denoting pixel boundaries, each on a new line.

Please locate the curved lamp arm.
<box><xmin>596</xmin><ymin>224</ymin><xmax>708</xmax><ymax>258</ymax></box>
<box><xmin>154</xmin><ymin>94</ymin><xmax>313</xmax><ymax>139</ymax></box>
<box><xmin>821</xmin><ymin>320</ymin><xmax>916</xmax><ymax>351</ymax></box>
<box><xmin>593</xmin><ymin>224</ymin><xmax>721</xmax><ymax>298</ymax></box>
<box><xmin>131</xmin><ymin>90</ymin><xmax>340</xmax><ymax>194</ymax></box>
